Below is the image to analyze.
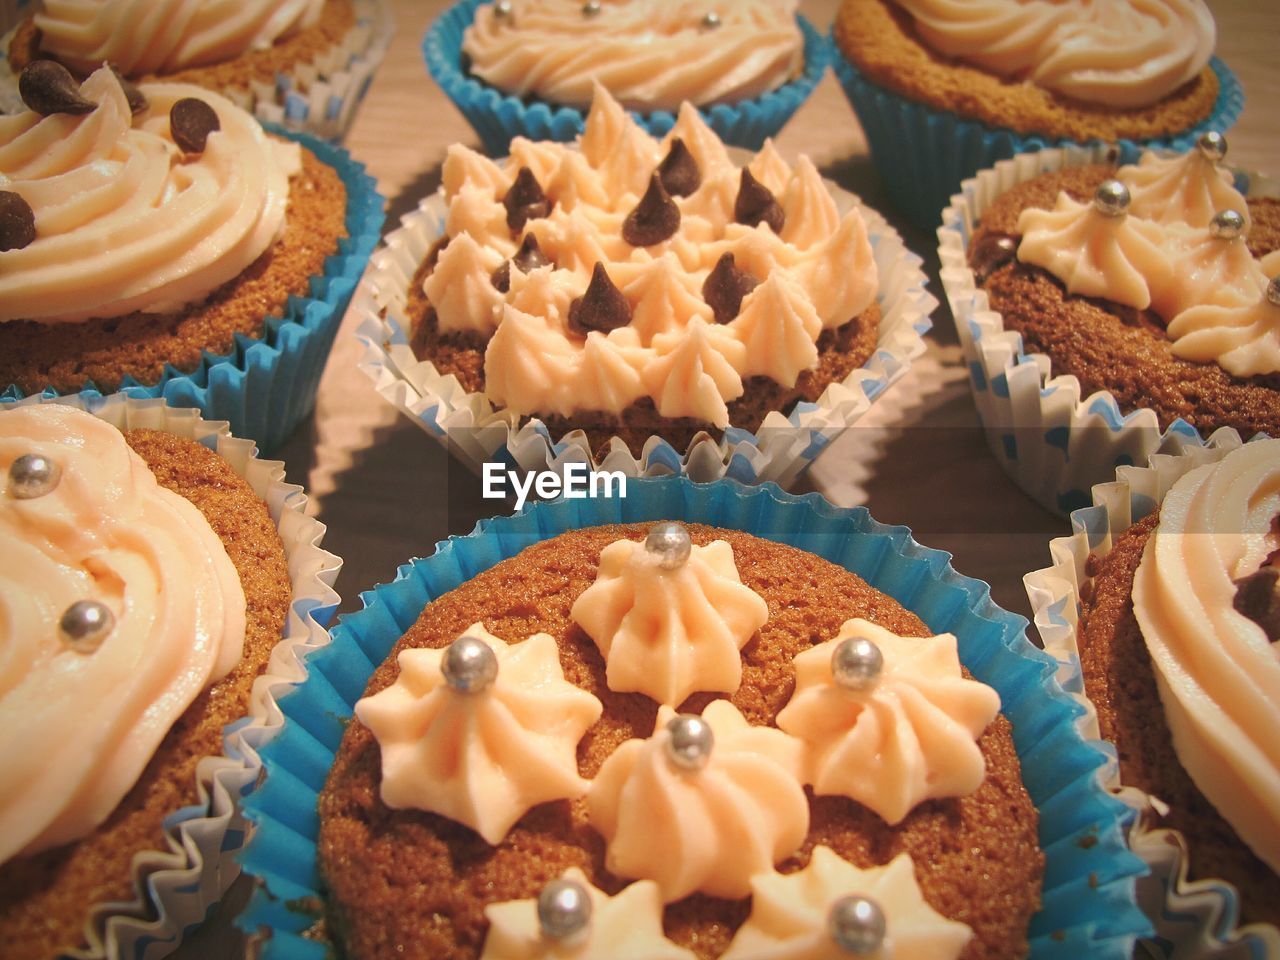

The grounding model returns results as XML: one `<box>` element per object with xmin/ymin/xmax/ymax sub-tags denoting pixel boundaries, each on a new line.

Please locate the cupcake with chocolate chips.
<box><xmin>0</xmin><ymin>61</ymin><xmax>382</xmax><ymax>451</ymax></box>
<box><xmin>356</xmin><ymin>85</ymin><xmax>932</xmax><ymax>483</ymax></box>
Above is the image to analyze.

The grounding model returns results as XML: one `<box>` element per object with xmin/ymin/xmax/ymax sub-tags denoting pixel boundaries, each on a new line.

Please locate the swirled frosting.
<box><xmin>429</xmin><ymin>86</ymin><xmax>878</xmax><ymax>429</ymax></box>
<box><xmin>0</xmin><ymin>404</ymin><xmax>245</xmax><ymax>862</ymax></box>
<box><xmin>35</xmin><ymin>0</ymin><xmax>323</xmax><ymax>76</ymax></box>
<box><xmin>481</xmin><ymin>868</ymin><xmax>696</xmax><ymax>960</ymax></box>
<box><xmin>720</xmin><ymin>847</ymin><xmax>972</xmax><ymax>960</ymax></box>
<box><xmin>0</xmin><ymin>65</ymin><xmax>298</xmax><ymax>324</ymax></box>
<box><xmin>588</xmin><ymin>701</ymin><xmax>807</xmax><ymax>901</ymax></box>
<box><xmin>353</xmin><ymin>623</ymin><xmax>603</xmax><ymax>845</ymax></box>
<box><xmin>1152</xmin><ymin>226</ymin><xmax>1266</xmax><ymax>320</ymax></box>
<box><xmin>461</xmin><ymin>0</ymin><xmax>803</xmax><ymax>113</ymax></box>
<box><xmin>570</xmin><ymin>533</ymin><xmax>769</xmax><ymax>706</ymax></box>
<box><xmin>896</xmin><ymin>0</ymin><xmax>1215</xmax><ymax>109</ymax></box>
<box><xmin>1132</xmin><ymin>439</ymin><xmax>1280</xmax><ymax>873</ymax></box>
<box><xmin>1167</xmin><ymin>287</ymin><xmax>1280</xmax><ymax>378</ymax></box>
<box><xmin>1120</xmin><ymin>150</ymin><xmax>1250</xmax><ymax>229</ymax></box>
<box><xmin>776</xmin><ymin>619</ymin><xmax>1000</xmax><ymax>826</ymax></box>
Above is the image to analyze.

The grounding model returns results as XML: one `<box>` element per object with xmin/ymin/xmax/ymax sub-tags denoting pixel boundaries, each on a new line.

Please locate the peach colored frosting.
<box><xmin>430</xmin><ymin>86</ymin><xmax>877</xmax><ymax>429</ymax></box>
<box><xmin>460</xmin><ymin>0</ymin><xmax>803</xmax><ymax>113</ymax></box>
<box><xmin>1167</xmin><ymin>288</ymin><xmax>1280</xmax><ymax>378</ymax></box>
<box><xmin>0</xmin><ymin>66</ymin><xmax>298</xmax><ymax>324</ymax></box>
<box><xmin>588</xmin><ymin>701</ymin><xmax>807</xmax><ymax>902</ymax></box>
<box><xmin>570</xmin><ymin>535</ymin><xmax>769</xmax><ymax>707</ymax></box>
<box><xmin>1132</xmin><ymin>439</ymin><xmax>1280</xmax><ymax>874</ymax></box>
<box><xmin>0</xmin><ymin>404</ymin><xmax>245</xmax><ymax>862</ymax></box>
<box><xmin>353</xmin><ymin>623</ymin><xmax>603</xmax><ymax>845</ymax></box>
<box><xmin>1120</xmin><ymin>150</ymin><xmax>1250</xmax><ymax>229</ymax></box>
<box><xmin>481</xmin><ymin>868</ymin><xmax>696</xmax><ymax>960</ymax></box>
<box><xmin>34</xmin><ymin>0</ymin><xmax>323</xmax><ymax>76</ymax></box>
<box><xmin>1153</xmin><ymin>225</ymin><xmax>1266</xmax><ymax>321</ymax></box>
<box><xmin>721</xmin><ymin>847</ymin><xmax>972</xmax><ymax>960</ymax></box>
<box><xmin>896</xmin><ymin>0</ymin><xmax>1215</xmax><ymax>109</ymax></box>
<box><xmin>776</xmin><ymin>619</ymin><xmax>1000</xmax><ymax>826</ymax></box>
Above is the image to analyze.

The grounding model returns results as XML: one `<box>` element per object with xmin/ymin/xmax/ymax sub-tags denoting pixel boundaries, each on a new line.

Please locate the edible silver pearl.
<box><xmin>701</xmin><ymin>11</ymin><xmax>721</xmax><ymax>28</ymax></box>
<box><xmin>645</xmin><ymin>521</ymin><xmax>691</xmax><ymax>570</ymax></box>
<box><xmin>665</xmin><ymin>714</ymin><xmax>714</xmax><ymax>772</ymax></box>
<box><xmin>493</xmin><ymin>0</ymin><xmax>513</xmax><ymax>18</ymax></box>
<box><xmin>58</xmin><ymin>600</ymin><xmax>114</xmax><ymax>654</ymax></box>
<box><xmin>829</xmin><ymin>895</ymin><xmax>886</xmax><ymax>956</ymax></box>
<box><xmin>441</xmin><ymin>634</ymin><xmax>498</xmax><ymax>693</ymax></box>
<box><xmin>831</xmin><ymin>636</ymin><xmax>884</xmax><ymax>692</ymax></box>
<box><xmin>7</xmin><ymin>453</ymin><xmax>61</xmax><ymax>500</ymax></box>
<box><xmin>581</xmin><ymin>0</ymin><xmax>601</xmax><ymax>15</ymax></box>
<box><xmin>1197</xmin><ymin>130</ymin><xmax>1227</xmax><ymax>163</ymax></box>
<box><xmin>1209</xmin><ymin>208</ymin><xmax>1246</xmax><ymax>240</ymax></box>
<box><xmin>1267</xmin><ymin>276</ymin><xmax>1280</xmax><ymax>307</ymax></box>
<box><xmin>1092</xmin><ymin>179</ymin><xmax>1130</xmax><ymax>218</ymax></box>
<box><xmin>537</xmin><ymin>877</ymin><xmax>593</xmax><ymax>941</ymax></box>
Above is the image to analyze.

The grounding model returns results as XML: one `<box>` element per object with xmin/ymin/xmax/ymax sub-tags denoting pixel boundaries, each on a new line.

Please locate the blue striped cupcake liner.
<box><xmin>423</xmin><ymin>0</ymin><xmax>831</xmax><ymax>155</ymax></box>
<box><xmin>235</xmin><ymin>475</ymin><xmax>1151</xmax><ymax>959</ymax></box>
<box><xmin>2</xmin><ymin>128</ymin><xmax>385</xmax><ymax>456</ymax></box>
<box><xmin>832</xmin><ymin>49</ymin><xmax>1244</xmax><ymax>232</ymax></box>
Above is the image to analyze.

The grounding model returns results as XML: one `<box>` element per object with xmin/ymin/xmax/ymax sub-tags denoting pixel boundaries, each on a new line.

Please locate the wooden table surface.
<box><xmin>180</xmin><ymin>1</ymin><xmax>1280</xmax><ymax>954</ymax></box>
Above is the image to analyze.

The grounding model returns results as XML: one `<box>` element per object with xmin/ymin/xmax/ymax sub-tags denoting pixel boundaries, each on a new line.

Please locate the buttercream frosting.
<box><xmin>587</xmin><ymin>701</ymin><xmax>807</xmax><ymax>901</ymax></box>
<box><xmin>1166</xmin><ymin>285</ymin><xmax>1280</xmax><ymax>378</ymax></box>
<box><xmin>776</xmin><ymin>619</ymin><xmax>1000</xmax><ymax>825</ymax></box>
<box><xmin>0</xmin><ymin>65</ymin><xmax>297</xmax><ymax>324</ymax></box>
<box><xmin>1120</xmin><ymin>149</ymin><xmax>1250</xmax><ymax>229</ymax></box>
<box><xmin>0</xmin><ymin>404</ymin><xmax>245</xmax><ymax>861</ymax></box>
<box><xmin>353</xmin><ymin>623</ymin><xmax>603</xmax><ymax>845</ymax></box>
<box><xmin>570</xmin><ymin>533</ymin><xmax>768</xmax><ymax>706</ymax></box>
<box><xmin>1152</xmin><ymin>225</ymin><xmax>1266</xmax><ymax>321</ymax></box>
<box><xmin>720</xmin><ymin>847</ymin><xmax>972</xmax><ymax>960</ymax></box>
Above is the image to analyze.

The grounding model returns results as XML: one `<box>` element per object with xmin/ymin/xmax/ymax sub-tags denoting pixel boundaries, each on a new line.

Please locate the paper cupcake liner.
<box><xmin>423</xmin><ymin>0</ymin><xmax>831</xmax><ymax>155</ymax></box>
<box><xmin>354</xmin><ymin>175</ymin><xmax>933</xmax><ymax>488</ymax></box>
<box><xmin>3</xmin><ymin>392</ymin><xmax>341</xmax><ymax>960</ymax></box>
<box><xmin>935</xmin><ymin>144</ymin><xmax>1279</xmax><ymax>517</ymax></box>
<box><xmin>234</xmin><ymin>474</ymin><xmax>1150</xmax><ymax>958</ymax></box>
<box><xmin>832</xmin><ymin>51</ymin><xmax>1244</xmax><ymax>232</ymax></box>
<box><xmin>1024</xmin><ymin>430</ymin><xmax>1280</xmax><ymax>958</ymax></box>
<box><xmin>1</xmin><ymin>128</ymin><xmax>384</xmax><ymax>456</ymax></box>
<box><xmin>0</xmin><ymin>0</ymin><xmax>392</xmax><ymax>141</ymax></box>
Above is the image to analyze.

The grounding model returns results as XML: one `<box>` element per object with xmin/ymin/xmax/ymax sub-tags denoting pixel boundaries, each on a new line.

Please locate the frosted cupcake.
<box><xmin>425</xmin><ymin>0</ymin><xmax>829</xmax><ymax>154</ymax></box>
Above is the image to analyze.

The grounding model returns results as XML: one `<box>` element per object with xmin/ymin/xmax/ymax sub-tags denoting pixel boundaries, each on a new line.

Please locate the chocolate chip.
<box><xmin>0</xmin><ymin>191</ymin><xmax>37</xmax><ymax>252</ymax></box>
<box><xmin>490</xmin><ymin>260</ymin><xmax>511</xmax><ymax>293</ymax></box>
<box><xmin>568</xmin><ymin>262</ymin><xmax>632</xmax><ymax>336</ymax></box>
<box><xmin>657</xmin><ymin>137</ymin><xmax>700</xmax><ymax>198</ymax></box>
<box><xmin>734</xmin><ymin>167</ymin><xmax>784</xmax><ymax>233</ymax></box>
<box><xmin>970</xmin><ymin>231</ymin><xmax>1019</xmax><ymax>283</ymax></box>
<box><xmin>109</xmin><ymin>63</ymin><xmax>148</xmax><ymax>115</ymax></box>
<box><xmin>702</xmin><ymin>252</ymin><xmax>759</xmax><ymax>324</ymax></box>
<box><xmin>1234</xmin><ymin>566</ymin><xmax>1280</xmax><ymax>642</ymax></box>
<box><xmin>623</xmin><ymin>173</ymin><xmax>681</xmax><ymax>247</ymax></box>
<box><xmin>503</xmin><ymin>167</ymin><xmax>552</xmax><ymax>233</ymax></box>
<box><xmin>170</xmin><ymin>97</ymin><xmax>220</xmax><ymax>154</ymax></box>
<box><xmin>19</xmin><ymin>60</ymin><xmax>96</xmax><ymax>116</ymax></box>
<box><xmin>512</xmin><ymin>232</ymin><xmax>549</xmax><ymax>272</ymax></box>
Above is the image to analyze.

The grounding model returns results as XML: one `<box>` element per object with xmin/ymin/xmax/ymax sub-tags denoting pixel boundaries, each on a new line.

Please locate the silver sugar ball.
<box><xmin>701</xmin><ymin>11</ymin><xmax>721</xmax><ymax>28</ymax></box>
<box><xmin>7</xmin><ymin>453</ymin><xmax>61</xmax><ymax>499</ymax></box>
<box><xmin>537</xmin><ymin>877</ymin><xmax>593</xmax><ymax>941</ymax></box>
<box><xmin>645</xmin><ymin>521</ymin><xmax>691</xmax><ymax>570</ymax></box>
<box><xmin>1209</xmin><ymin>208</ymin><xmax>1246</xmax><ymax>240</ymax></box>
<box><xmin>1267</xmin><ymin>276</ymin><xmax>1280</xmax><ymax>307</ymax></box>
<box><xmin>829</xmin><ymin>894</ymin><xmax>887</xmax><ymax>956</ymax></box>
<box><xmin>1092</xmin><ymin>179</ymin><xmax>1130</xmax><ymax>218</ymax></box>
<box><xmin>58</xmin><ymin>599</ymin><xmax>114</xmax><ymax>654</ymax></box>
<box><xmin>831</xmin><ymin>636</ymin><xmax>884</xmax><ymax>692</ymax></box>
<box><xmin>665</xmin><ymin>714</ymin><xmax>714</xmax><ymax>772</ymax></box>
<box><xmin>1197</xmin><ymin>130</ymin><xmax>1227</xmax><ymax>163</ymax></box>
<box><xmin>493</xmin><ymin>0</ymin><xmax>513</xmax><ymax>18</ymax></box>
<box><xmin>581</xmin><ymin>0</ymin><xmax>601</xmax><ymax>15</ymax></box>
<box><xmin>441</xmin><ymin>634</ymin><xmax>498</xmax><ymax>693</ymax></box>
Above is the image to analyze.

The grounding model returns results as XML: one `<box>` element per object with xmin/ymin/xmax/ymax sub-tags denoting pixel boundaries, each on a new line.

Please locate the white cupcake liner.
<box><xmin>1023</xmin><ymin>428</ymin><xmax>1280</xmax><ymax>959</ymax></box>
<box><xmin>937</xmin><ymin>144</ymin><xmax>1280</xmax><ymax>517</ymax></box>
<box><xmin>2</xmin><ymin>393</ymin><xmax>341</xmax><ymax>960</ymax></box>
<box><xmin>354</xmin><ymin>175</ymin><xmax>934</xmax><ymax>488</ymax></box>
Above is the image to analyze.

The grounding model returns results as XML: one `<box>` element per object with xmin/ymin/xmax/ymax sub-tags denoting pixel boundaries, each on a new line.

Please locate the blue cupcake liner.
<box><xmin>423</xmin><ymin>0</ymin><xmax>831</xmax><ymax>155</ymax></box>
<box><xmin>832</xmin><ymin>49</ymin><xmax>1245</xmax><ymax>232</ymax></box>
<box><xmin>235</xmin><ymin>475</ymin><xmax>1151</xmax><ymax>959</ymax></box>
<box><xmin>1</xmin><ymin>128</ymin><xmax>384</xmax><ymax>455</ymax></box>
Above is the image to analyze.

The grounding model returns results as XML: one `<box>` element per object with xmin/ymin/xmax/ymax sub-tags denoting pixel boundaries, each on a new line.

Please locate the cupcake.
<box><xmin>424</xmin><ymin>0</ymin><xmax>829</xmax><ymax>155</ymax></box>
<box><xmin>237</xmin><ymin>478</ymin><xmax>1152</xmax><ymax>959</ymax></box>
<box><xmin>937</xmin><ymin>138</ymin><xmax>1280</xmax><ymax>514</ymax></box>
<box><xmin>832</xmin><ymin>0</ymin><xmax>1244</xmax><ymax>229</ymax></box>
<box><xmin>0</xmin><ymin>62</ymin><xmax>383</xmax><ymax>453</ymax></box>
<box><xmin>1026</xmin><ymin>432</ymin><xmax>1280</xmax><ymax>954</ymax></box>
<box><xmin>355</xmin><ymin>85</ymin><xmax>932</xmax><ymax>484</ymax></box>
<box><xmin>2</xmin><ymin>0</ymin><xmax>392</xmax><ymax>139</ymax></box>
<box><xmin>0</xmin><ymin>395</ymin><xmax>339</xmax><ymax>960</ymax></box>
